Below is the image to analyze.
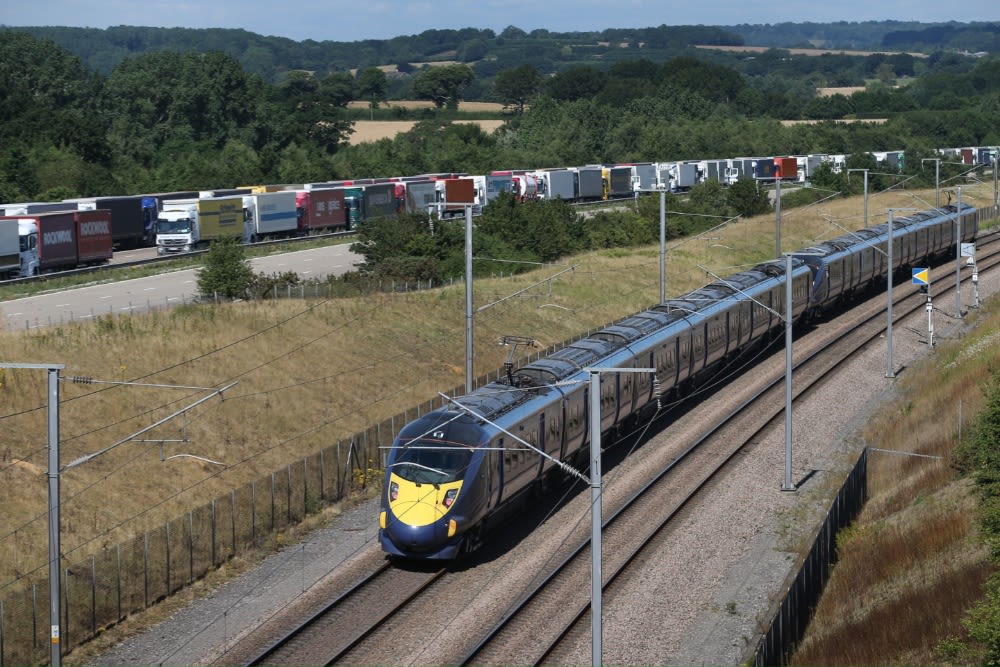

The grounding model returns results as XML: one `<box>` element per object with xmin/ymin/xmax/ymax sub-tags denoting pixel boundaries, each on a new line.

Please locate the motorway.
<box><xmin>1</xmin><ymin>244</ymin><xmax>362</xmax><ymax>331</ymax></box>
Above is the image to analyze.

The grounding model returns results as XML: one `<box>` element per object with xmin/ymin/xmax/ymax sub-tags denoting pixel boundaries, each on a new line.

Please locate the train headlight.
<box><xmin>379</xmin><ymin>511</ymin><xmax>386</xmax><ymax>529</ymax></box>
<box><xmin>443</xmin><ymin>488</ymin><xmax>458</xmax><ymax>508</ymax></box>
<box><xmin>448</xmin><ymin>519</ymin><xmax>457</xmax><ymax>537</ymax></box>
<box><xmin>389</xmin><ymin>481</ymin><xmax>399</xmax><ymax>501</ymax></box>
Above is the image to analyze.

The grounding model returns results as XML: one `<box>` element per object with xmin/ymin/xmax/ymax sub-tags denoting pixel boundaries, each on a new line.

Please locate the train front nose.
<box><xmin>382</xmin><ymin>514</ymin><xmax>456</xmax><ymax>554</ymax></box>
<box><xmin>380</xmin><ymin>475</ymin><xmax>462</xmax><ymax>557</ymax></box>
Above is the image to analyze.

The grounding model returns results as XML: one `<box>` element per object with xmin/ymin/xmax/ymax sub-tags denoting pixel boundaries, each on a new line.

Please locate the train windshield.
<box><xmin>392</xmin><ymin>444</ymin><xmax>472</xmax><ymax>484</ymax></box>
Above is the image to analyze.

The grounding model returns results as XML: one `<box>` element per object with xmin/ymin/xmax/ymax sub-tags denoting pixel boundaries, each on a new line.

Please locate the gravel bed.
<box><xmin>88</xmin><ymin>266</ymin><xmax>996</xmax><ymax>667</ymax></box>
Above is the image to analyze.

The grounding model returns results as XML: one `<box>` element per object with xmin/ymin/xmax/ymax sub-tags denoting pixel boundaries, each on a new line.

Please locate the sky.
<box><xmin>1</xmin><ymin>0</ymin><xmax>996</xmax><ymax>42</ymax></box>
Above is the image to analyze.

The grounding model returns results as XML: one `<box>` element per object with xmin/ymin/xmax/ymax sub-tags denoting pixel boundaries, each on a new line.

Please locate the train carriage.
<box><xmin>380</xmin><ymin>204</ymin><xmax>976</xmax><ymax>561</ymax></box>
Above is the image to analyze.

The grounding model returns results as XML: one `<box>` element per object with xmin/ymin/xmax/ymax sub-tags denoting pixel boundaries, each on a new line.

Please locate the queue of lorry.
<box><xmin>0</xmin><ymin>174</ymin><xmax>487</xmax><ymax>276</ymax></box>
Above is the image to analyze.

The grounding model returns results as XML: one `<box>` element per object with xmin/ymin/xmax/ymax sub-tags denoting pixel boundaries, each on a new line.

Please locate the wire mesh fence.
<box><xmin>0</xmin><ymin>335</ymin><xmax>583</xmax><ymax>665</ymax></box>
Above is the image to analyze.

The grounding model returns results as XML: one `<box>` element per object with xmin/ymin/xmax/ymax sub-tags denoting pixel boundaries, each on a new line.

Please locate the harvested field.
<box><xmin>781</xmin><ymin>118</ymin><xmax>887</xmax><ymax>126</ymax></box>
<box><xmin>817</xmin><ymin>86</ymin><xmax>866</xmax><ymax>97</ymax></box>
<box><xmin>695</xmin><ymin>44</ymin><xmax>927</xmax><ymax>58</ymax></box>
<box><xmin>346</xmin><ymin>100</ymin><xmax>504</xmax><ymax>111</ymax></box>
<box><xmin>349</xmin><ymin>119</ymin><xmax>506</xmax><ymax>144</ymax></box>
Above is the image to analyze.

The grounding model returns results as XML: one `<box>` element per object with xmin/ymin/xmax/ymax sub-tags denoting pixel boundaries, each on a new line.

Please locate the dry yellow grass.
<box><xmin>0</xmin><ymin>183</ymin><xmax>994</xmax><ymax>618</ymax></box>
<box><xmin>792</xmin><ymin>207</ymin><xmax>1000</xmax><ymax>662</ymax></box>
<box><xmin>346</xmin><ymin>100</ymin><xmax>504</xmax><ymax>112</ymax></box>
<box><xmin>345</xmin><ymin>100</ymin><xmax>507</xmax><ymax>144</ymax></box>
<box><xmin>816</xmin><ymin>86</ymin><xmax>867</xmax><ymax>97</ymax></box>
<box><xmin>349</xmin><ymin>119</ymin><xmax>506</xmax><ymax>144</ymax></box>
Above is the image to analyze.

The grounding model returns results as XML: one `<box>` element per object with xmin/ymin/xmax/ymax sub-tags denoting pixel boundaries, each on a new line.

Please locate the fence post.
<box><xmin>143</xmin><ymin>532</ymin><xmax>149</xmax><ymax>609</ymax></box>
<box><xmin>303</xmin><ymin>457</ymin><xmax>309</xmax><ymax>516</ymax></box>
<box><xmin>32</xmin><ymin>583</ymin><xmax>37</xmax><ymax>652</ymax></box>
<box><xmin>1</xmin><ymin>598</ymin><xmax>5</xmax><ymax>667</ymax></box>
<box><xmin>63</xmin><ymin>567</ymin><xmax>70</xmax><ymax>653</ymax></box>
<box><xmin>211</xmin><ymin>499</ymin><xmax>217</xmax><ymax>566</ymax></box>
<box><xmin>91</xmin><ymin>556</ymin><xmax>97</xmax><ymax>638</ymax></box>
<box><xmin>188</xmin><ymin>512</ymin><xmax>194</xmax><ymax>583</ymax></box>
<box><xmin>271</xmin><ymin>473</ymin><xmax>276</xmax><ymax>533</ymax></box>
<box><xmin>319</xmin><ymin>450</ymin><xmax>325</xmax><ymax>502</ymax></box>
<box><xmin>116</xmin><ymin>543</ymin><xmax>122</xmax><ymax>622</ymax></box>
<box><xmin>165</xmin><ymin>521</ymin><xmax>171</xmax><ymax>595</ymax></box>
<box><xmin>336</xmin><ymin>442</ymin><xmax>343</xmax><ymax>499</ymax></box>
<box><xmin>251</xmin><ymin>482</ymin><xmax>257</xmax><ymax>546</ymax></box>
<box><xmin>287</xmin><ymin>465</ymin><xmax>292</xmax><ymax>525</ymax></box>
<box><xmin>230</xmin><ymin>491</ymin><xmax>236</xmax><ymax>560</ymax></box>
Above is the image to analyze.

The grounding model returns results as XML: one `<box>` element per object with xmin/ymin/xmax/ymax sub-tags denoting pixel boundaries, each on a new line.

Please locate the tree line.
<box><xmin>0</xmin><ymin>29</ymin><xmax>997</xmax><ymax>207</ymax></box>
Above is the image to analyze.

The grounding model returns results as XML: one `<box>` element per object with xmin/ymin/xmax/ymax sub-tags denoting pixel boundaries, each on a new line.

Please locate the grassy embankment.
<box><xmin>0</xmin><ymin>183</ymin><xmax>995</xmax><ymax>662</ymax></box>
<box><xmin>793</xmin><ymin>294</ymin><xmax>1000</xmax><ymax>663</ymax></box>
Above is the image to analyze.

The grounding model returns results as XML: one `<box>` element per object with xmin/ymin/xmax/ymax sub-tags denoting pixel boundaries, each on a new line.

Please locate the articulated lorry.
<box><xmin>295</xmin><ymin>187</ymin><xmax>347</xmax><ymax>233</ymax></box>
<box><xmin>63</xmin><ymin>196</ymin><xmax>159</xmax><ymax>249</ymax></box>
<box><xmin>0</xmin><ymin>209</ymin><xmax>113</xmax><ymax>277</ymax></box>
<box><xmin>242</xmin><ymin>191</ymin><xmax>298</xmax><ymax>241</ymax></box>
<box><xmin>156</xmin><ymin>196</ymin><xmax>247</xmax><ymax>255</ymax></box>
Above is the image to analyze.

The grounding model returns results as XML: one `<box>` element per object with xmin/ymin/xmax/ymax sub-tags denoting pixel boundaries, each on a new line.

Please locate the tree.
<box><xmin>275</xmin><ymin>70</ymin><xmax>354</xmax><ymax>154</ymax></box>
<box><xmin>547</xmin><ymin>66</ymin><xmax>608</xmax><ymax>102</ymax></box>
<box><xmin>411</xmin><ymin>64</ymin><xmax>475</xmax><ymax>110</ymax></box>
<box><xmin>197</xmin><ymin>237</ymin><xmax>255</xmax><ymax>299</ymax></box>
<box><xmin>493</xmin><ymin>64</ymin><xmax>542</xmax><ymax>113</ymax></box>
<box><xmin>356</xmin><ymin>67</ymin><xmax>388</xmax><ymax>120</ymax></box>
<box><xmin>726</xmin><ymin>178</ymin><xmax>772</xmax><ymax>218</ymax></box>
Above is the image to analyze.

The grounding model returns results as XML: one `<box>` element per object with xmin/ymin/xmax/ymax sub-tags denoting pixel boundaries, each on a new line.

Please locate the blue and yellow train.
<box><xmin>379</xmin><ymin>203</ymin><xmax>979</xmax><ymax>559</ymax></box>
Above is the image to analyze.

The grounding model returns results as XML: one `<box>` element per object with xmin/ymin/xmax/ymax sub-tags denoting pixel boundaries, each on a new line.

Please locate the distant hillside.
<box><xmin>724</xmin><ymin>20</ymin><xmax>999</xmax><ymax>53</ymax></box>
<box><xmin>0</xmin><ymin>24</ymin><xmax>743</xmax><ymax>83</ymax></box>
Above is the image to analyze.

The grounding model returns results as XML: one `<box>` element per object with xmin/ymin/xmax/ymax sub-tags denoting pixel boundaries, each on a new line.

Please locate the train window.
<box><xmin>391</xmin><ymin>443</ymin><xmax>472</xmax><ymax>484</ymax></box>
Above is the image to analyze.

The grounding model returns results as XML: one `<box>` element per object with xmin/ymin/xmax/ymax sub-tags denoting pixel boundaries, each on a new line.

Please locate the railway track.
<box><xmin>454</xmin><ymin>230</ymin><xmax>1000</xmax><ymax>665</ymax></box>
<box><xmin>238</xmin><ymin>561</ymin><xmax>445</xmax><ymax>666</ymax></box>
<box><xmin>220</xmin><ymin>229</ymin><xmax>1000</xmax><ymax>666</ymax></box>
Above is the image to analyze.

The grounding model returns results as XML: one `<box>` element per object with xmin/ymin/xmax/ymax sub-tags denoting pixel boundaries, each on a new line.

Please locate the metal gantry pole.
<box><xmin>863</xmin><ymin>170</ymin><xmax>869</xmax><ymax>228</ymax></box>
<box><xmin>886</xmin><ymin>210</ymin><xmax>896</xmax><ymax>379</ymax></box>
<box><xmin>994</xmin><ymin>155</ymin><xmax>999</xmax><ymax>213</ymax></box>
<box><xmin>589</xmin><ymin>370</ymin><xmax>602</xmax><ymax>667</ymax></box>
<box><xmin>47</xmin><ymin>367</ymin><xmax>62</xmax><ymax>667</ymax></box>
<box><xmin>0</xmin><ymin>362</ymin><xmax>66</xmax><ymax>667</ymax></box>
<box><xmin>465</xmin><ymin>204</ymin><xmax>474</xmax><ymax>393</ymax></box>
<box><xmin>783</xmin><ymin>254</ymin><xmax>795</xmax><ymax>491</ymax></box>
<box><xmin>583</xmin><ymin>367</ymin><xmax>652</xmax><ymax>666</ymax></box>
<box><xmin>659</xmin><ymin>189</ymin><xmax>666</xmax><ymax>304</ymax></box>
<box><xmin>956</xmin><ymin>187</ymin><xmax>963</xmax><ymax>319</ymax></box>
<box><xmin>774</xmin><ymin>178</ymin><xmax>782</xmax><ymax>259</ymax></box>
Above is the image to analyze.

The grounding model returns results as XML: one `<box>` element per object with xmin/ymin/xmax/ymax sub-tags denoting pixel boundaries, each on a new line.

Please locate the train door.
<box><xmin>601</xmin><ymin>373</ymin><xmax>618</xmax><ymax>432</ymax></box>
<box><xmin>618</xmin><ymin>367</ymin><xmax>635</xmax><ymax>423</ymax></box>
<box><xmin>495</xmin><ymin>437</ymin><xmax>506</xmax><ymax>505</ymax></box>
<box><xmin>691</xmin><ymin>324</ymin><xmax>706</xmax><ymax>376</ymax></box>
<box><xmin>635</xmin><ymin>352</ymin><xmax>653</xmax><ymax>411</ymax></box>
<box><xmin>706</xmin><ymin>316</ymin><xmax>726</xmax><ymax>366</ymax></box>
<box><xmin>678</xmin><ymin>333</ymin><xmax>693</xmax><ymax>384</ymax></box>
<box><xmin>484</xmin><ymin>446</ymin><xmax>498</xmax><ymax>510</ymax></box>
<box><xmin>547</xmin><ymin>405</ymin><xmax>564</xmax><ymax>463</ymax></box>
<box><xmin>536</xmin><ymin>414</ymin><xmax>546</xmax><ymax>478</ymax></box>
<box><xmin>654</xmin><ymin>337</ymin><xmax>679</xmax><ymax>398</ymax></box>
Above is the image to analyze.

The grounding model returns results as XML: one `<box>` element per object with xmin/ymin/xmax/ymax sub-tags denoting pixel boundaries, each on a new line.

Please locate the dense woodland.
<box><xmin>1</xmin><ymin>25</ymin><xmax>998</xmax><ymax>206</ymax></box>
